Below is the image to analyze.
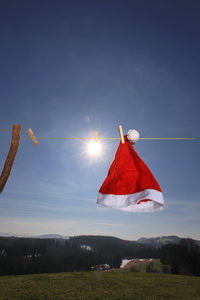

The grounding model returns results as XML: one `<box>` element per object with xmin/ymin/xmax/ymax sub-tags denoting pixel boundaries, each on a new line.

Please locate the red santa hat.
<box><xmin>97</xmin><ymin>130</ymin><xmax>165</xmax><ymax>212</ymax></box>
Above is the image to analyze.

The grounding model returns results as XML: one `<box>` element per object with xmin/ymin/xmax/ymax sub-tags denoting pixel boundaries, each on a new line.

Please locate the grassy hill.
<box><xmin>0</xmin><ymin>271</ymin><xmax>199</xmax><ymax>299</ymax></box>
<box><xmin>122</xmin><ymin>258</ymin><xmax>164</xmax><ymax>272</ymax></box>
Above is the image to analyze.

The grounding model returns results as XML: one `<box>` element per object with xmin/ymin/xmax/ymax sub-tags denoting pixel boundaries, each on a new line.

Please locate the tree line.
<box><xmin>0</xmin><ymin>235</ymin><xmax>159</xmax><ymax>275</ymax></box>
<box><xmin>0</xmin><ymin>235</ymin><xmax>199</xmax><ymax>276</ymax></box>
<box><xmin>160</xmin><ymin>238</ymin><xmax>200</xmax><ymax>276</ymax></box>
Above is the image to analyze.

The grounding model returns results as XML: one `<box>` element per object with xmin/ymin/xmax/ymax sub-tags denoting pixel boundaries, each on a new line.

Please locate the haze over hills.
<box><xmin>0</xmin><ymin>233</ymin><xmax>199</xmax><ymax>247</ymax></box>
<box><xmin>35</xmin><ymin>234</ymin><xmax>70</xmax><ymax>239</ymax></box>
<box><xmin>136</xmin><ymin>236</ymin><xmax>181</xmax><ymax>248</ymax></box>
<box><xmin>136</xmin><ymin>236</ymin><xmax>200</xmax><ymax>247</ymax></box>
<box><xmin>0</xmin><ymin>233</ymin><xmax>69</xmax><ymax>239</ymax></box>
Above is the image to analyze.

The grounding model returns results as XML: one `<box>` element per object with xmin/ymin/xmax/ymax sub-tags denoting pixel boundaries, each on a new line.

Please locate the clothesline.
<box><xmin>22</xmin><ymin>137</ymin><xmax>200</xmax><ymax>140</ymax></box>
<box><xmin>1</xmin><ymin>129</ymin><xmax>200</xmax><ymax>140</ymax></box>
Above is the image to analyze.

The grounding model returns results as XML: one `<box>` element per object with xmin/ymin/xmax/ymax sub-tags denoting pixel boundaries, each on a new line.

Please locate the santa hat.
<box><xmin>97</xmin><ymin>131</ymin><xmax>165</xmax><ymax>212</ymax></box>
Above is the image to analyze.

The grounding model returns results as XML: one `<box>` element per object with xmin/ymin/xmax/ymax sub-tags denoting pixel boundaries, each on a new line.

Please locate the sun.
<box><xmin>87</xmin><ymin>141</ymin><xmax>102</xmax><ymax>156</ymax></box>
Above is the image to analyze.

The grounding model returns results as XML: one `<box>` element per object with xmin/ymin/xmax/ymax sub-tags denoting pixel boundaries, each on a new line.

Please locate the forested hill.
<box><xmin>69</xmin><ymin>235</ymin><xmax>159</xmax><ymax>258</ymax></box>
<box><xmin>0</xmin><ymin>235</ymin><xmax>200</xmax><ymax>276</ymax></box>
<box><xmin>0</xmin><ymin>235</ymin><xmax>160</xmax><ymax>276</ymax></box>
<box><xmin>0</xmin><ymin>235</ymin><xmax>160</xmax><ymax>260</ymax></box>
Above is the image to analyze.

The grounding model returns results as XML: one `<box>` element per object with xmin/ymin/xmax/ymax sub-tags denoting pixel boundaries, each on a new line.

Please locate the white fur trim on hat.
<box><xmin>97</xmin><ymin>189</ymin><xmax>165</xmax><ymax>212</ymax></box>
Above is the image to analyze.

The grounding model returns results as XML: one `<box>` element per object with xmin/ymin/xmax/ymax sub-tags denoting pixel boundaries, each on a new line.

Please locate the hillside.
<box><xmin>0</xmin><ymin>271</ymin><xmax>199</xmax><ymax>299</ymax></box>
<box><xmin>121</xmin><ymin>258</ymin><xmax>164</xmax><ymax>273</ymax></box>
<box><xmin>1</xmin><ymin>233</ymin><xmax>199</xmax><ymax>247</ymax></box>
<box><xmin>1</xmin><ymin>233</ymin><xmax>199</xmax><ymax>246</ymax></box>
<box><xmin>69</xmin><ymin>235</ymin><xmax>159</xmax><ymax>257</ymax></box>
<box><xmin>0</xmin><ymin>235</ymin><xmax>199</xmax><ymax>277</ymax></box>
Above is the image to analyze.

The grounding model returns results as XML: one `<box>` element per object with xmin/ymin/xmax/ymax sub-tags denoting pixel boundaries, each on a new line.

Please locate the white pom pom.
<box><xmin>127</xmin><ymin>129</ymin><xmax>140</xmax><ymax>143</ymax></box>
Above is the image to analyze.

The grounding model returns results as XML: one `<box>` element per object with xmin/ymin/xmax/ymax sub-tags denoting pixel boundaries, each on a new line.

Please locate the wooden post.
<box><xmin>118</xmin><ymin>125</ymin><xmax>125</xmax><ymax>144</ymax></box>
<box><xmin>0</xmin><ymin>124</ymin><xmax>21</xmax><ymax>193</ymax></box>
<box><xmin>27</xmin><ymin>128</ymin><xmax>39</xmax><ymax>146</ymax></box>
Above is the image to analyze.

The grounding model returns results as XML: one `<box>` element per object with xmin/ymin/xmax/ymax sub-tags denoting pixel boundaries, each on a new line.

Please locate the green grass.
<box><xmin>0</xmin><ymin>271</ymin><xmax>200</xmax><ymax>300</ymax></box>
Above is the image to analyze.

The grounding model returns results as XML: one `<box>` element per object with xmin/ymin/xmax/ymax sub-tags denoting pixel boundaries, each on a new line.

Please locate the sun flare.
<box><xmin>88</xmin><ymin>141</ymin><xmax>102</xmax><ymax>156</ymax></box>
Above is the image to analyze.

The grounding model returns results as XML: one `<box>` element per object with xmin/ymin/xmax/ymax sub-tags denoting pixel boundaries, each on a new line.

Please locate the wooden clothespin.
<box><xmin>118</xmin><ymin>125</ymin><xmax>125</xmax><ymax>144</ymax></box>
<box><xmin>27</xmin><ymin>128</ymin><xmax>39</xmax><ymax>146</ymax></box>
<box><xmin>94</xmin><ymin>131</ymin><xmax>98</xmax><ymax>143</ymax></box>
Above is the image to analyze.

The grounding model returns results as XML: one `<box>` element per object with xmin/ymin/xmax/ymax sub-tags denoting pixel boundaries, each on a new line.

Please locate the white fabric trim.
<box><xmin>97</xmin><ymin>189</ymin><xmax>165</xmax><ymax>212</ymax></box>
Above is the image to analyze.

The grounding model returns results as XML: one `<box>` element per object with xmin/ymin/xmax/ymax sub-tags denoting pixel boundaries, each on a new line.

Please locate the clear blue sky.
<box><xmin>0</xmin><ymin>0</ymin><xmax>200</xmax><ymax>240</ymax></box>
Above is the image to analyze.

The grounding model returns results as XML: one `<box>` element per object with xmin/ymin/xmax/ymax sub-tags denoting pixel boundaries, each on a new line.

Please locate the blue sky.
<box><xmin>0</xmin><ymin>0</ymin><xmax>200</xmax><ymax>240</ymax></box>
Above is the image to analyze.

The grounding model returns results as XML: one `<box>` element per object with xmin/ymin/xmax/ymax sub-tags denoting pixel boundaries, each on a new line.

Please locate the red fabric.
<box><xmin>99</xmin><ymin>136</ymin><xmax>161</xmax><ymax>195</ymax></box>
<box><xmin>137</xmin><ymin>199</ymin><xmax>152</xmax><ymax>205</ymax></box>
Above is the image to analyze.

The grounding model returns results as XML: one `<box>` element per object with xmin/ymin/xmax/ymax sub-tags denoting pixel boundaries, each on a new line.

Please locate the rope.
<box><xmin>139</xmin><ymin>137</ymin><xmax>200</xmax><ymax>140</ymax></box>
<box><xmin>21</xmin><ymin>137</ymin><xmax>200</xmax><ymax>140</ymax></box>
<box><xmin>1</xmin><ymin>129</ymin><xmax>200</xmax><ymax>140</ymax></box>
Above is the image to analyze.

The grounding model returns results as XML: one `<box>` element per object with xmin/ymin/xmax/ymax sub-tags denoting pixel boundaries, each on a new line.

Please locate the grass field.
<box><xmin>0</xmin><ymin>271</ymin><xmax>199</xmax><ymax>300</ymax></box>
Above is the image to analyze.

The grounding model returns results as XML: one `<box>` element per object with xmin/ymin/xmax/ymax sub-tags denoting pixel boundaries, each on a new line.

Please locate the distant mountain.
<box><xmin>0</xmin><ymin>232</ymin><xmax>23</xmax><ymax>238</ymax></box>
<box><xmin>137</xmin><ymin>236</ymin><xmax>182</xmax><ymax>248</ymax></box>
<box><xmin>0</xmin><ymin>233</ymin><xmax>199</xmax><ymax>247</ymax></box>
<box><xmin>0</xmin><ymin>233</ymin><xmax>69</xmax><ymax>239</ymax></box>
<box><xmin>35</xmin><ymin>234</ymin><xmax>69</xmax><ymax>239</ymax></box>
